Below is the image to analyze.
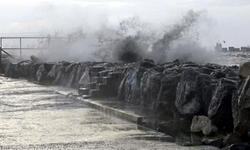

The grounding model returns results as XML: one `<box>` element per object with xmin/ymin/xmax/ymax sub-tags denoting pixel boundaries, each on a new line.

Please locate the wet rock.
<box><xmin>47</xmin><ymin>63</ymin><xmax>62</xmax><ymax>82</ymax></box>
<box><xmin>140</xmin><ymin>70</ymin><xmax>165</xmax><ymax>107</ymax></box>
<box><xmin>232</xmin><ymin>77</ymin><xmax>250</xmax><ymax>137</ymax></box>
<box><xmin>36</xmin><ymin>64</ymin><xmax>51</xmax><ymax>85</ymax></box>
<box><xmin>202</xmin><ymin>138</ymin><xmax>224</xmax><ymax>149</ymax></box>
<box><xmin>51</xmin><ymin>63</ymin><xmax>65</xmax><ymax>85</ymax></box>
<box><xmin>199</xmin><ymin>67</ymin><xmax>215</xmax><ymax>75</ymax></box>
<box><xmin>238</xmin><ymin>62</ymin><xmax>250</xmax><ymax>78</ymax></box>
<box><xmin>140</xmin><ymin>59</ymin><xmax>156</xmax><ymax>68</ymax></box>
<box><xmin>211</xmin><ymin>71</ymin><xmax>226</xmax><ymax>79</ymax></box>
<box><xmin>78</xmin><ymin>66</ymin><xmax>91</xmax><ymax>88</ymax></box>
<box><xmin>29</xmin><ymin>63</ymin><xmax>41</xmax><ymax>79</ymax></box>
<box><xmin>223</xmin><ymin>133</ymin><xmax>241</xmax><ymax>147</ymax></box>
<box><xmin>222</xmin><ymin>143</ymin><xmax>250</xmax><ymax>150</ymax></box>
<box><xmin>124</xmin><ymin>68</ymin><xmax>146</xmax><ymax>104</ymax></box>
<box><xmin>157</xmin><ymin>119</ymin><xmax>191</xmax><ymax>137</ymax></box>
<box><xmin>196</xmin><ymin>74</ymin><xmax>215</xmax><ymax>115</ymax></box>
<box><xmin>4</xmin><ymin>61</ymin><xmax>34</xmax><ymax>78</ymax></box>
<box><xmin>65</xmin><ymin>63</ymin><xmax>78</xmax><ymax>87</ymax></box>
<box><xmin>155</xmin><ymin>73</ymin><xmax>180</xmax><ymax>119</ymax></box>
<box><xmin>190</xmin><ymin>115</ymin><xmax>218</xmax><ymax>135</ymax></box>
<box><xmin>175</xmin><ymin>69</ymin><xmax>201</xmax><ymax>118</ymax></box>
<box><xmin>208</xmin><ymin>78</ymin><xmax>236</xmax><ymax>133</ymax></box>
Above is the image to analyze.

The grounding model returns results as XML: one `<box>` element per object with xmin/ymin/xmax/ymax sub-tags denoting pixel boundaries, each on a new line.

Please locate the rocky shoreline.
<box><xmin>1</xmin><ymin>58</ymin><xmax>250</xmax><ymax>149</ymax></box>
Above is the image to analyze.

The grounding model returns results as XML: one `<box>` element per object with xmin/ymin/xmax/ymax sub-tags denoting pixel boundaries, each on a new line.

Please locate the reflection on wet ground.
<box><xmin>0</xmin><ymin>76</ymin><xmax>218</xmax><ymax>149</ymax></box>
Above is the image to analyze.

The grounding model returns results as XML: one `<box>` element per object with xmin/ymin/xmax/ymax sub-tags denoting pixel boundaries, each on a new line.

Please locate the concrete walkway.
<box><xmin>55</xmin><ymin>90</ymin><xmax>150</xmax><ymax>125</ymax></box>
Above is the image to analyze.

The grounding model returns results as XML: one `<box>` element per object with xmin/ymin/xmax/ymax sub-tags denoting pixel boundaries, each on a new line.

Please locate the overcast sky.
<box><xmin>0</xmin><ymin>0</ymin><xmax>249</xmax><ymax>48</ymax></box>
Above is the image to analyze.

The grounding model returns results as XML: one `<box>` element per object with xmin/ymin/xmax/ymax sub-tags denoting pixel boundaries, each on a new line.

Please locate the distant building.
<box><xmin>214</xmin><ymin>42</ymin><xmax>222</xmax><ymax>51</ymax></box>
<box><xmin>228</xmin><ymin>47</ymin><xmax>235</xmax><ymax>51</ymax></box>
<box><xmin>222</xmin><ymin>48</ymin><xmax>227</xmax><ymax>52</ymax></box>
<box><xmin>241</xmin><ymin>47</ymin><xmax>250</xmax><ymax>52</ymax></box>
<box><xmin>234</xmin><ymin>48</ymin><xmax>240</xmax><ymax>52</ymax></box>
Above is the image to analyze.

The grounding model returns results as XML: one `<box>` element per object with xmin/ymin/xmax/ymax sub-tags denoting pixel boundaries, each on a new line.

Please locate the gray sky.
<box><xmin>0</xmin><ymin>0</ymin><xmax>249</xmax><ymax>48</ymax></box>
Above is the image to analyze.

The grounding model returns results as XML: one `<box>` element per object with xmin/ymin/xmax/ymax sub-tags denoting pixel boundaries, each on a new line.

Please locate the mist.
<box><xmin>25</xmin><ymin>9</ymin><xmax>216</xmax><ymax>64</ymax></box>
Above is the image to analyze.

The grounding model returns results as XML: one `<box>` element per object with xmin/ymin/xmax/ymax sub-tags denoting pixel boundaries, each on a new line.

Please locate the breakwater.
<box><xmin>1</xmin><ymin>59</ymin><xmax>250</xmax><ymax>149</ymax></box>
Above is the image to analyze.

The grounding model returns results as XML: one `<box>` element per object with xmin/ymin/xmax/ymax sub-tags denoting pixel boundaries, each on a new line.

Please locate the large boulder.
<box><xmin>155</xmin><ymin>72</ymin><xmax>181</xmax><ymax>119</ymax></box>
<box><xmin>196</xmin><ymin>74</ymin><xmax>215</xmax><ymax>115</ymax></box>
<box><xmin>175</xmin><ymin>69</ymin><xmax>201</xmax><ymax>118</ymax></box>
<box><xmin>238</xmin><ymin>62</ymin><xmax>250</xmax><ymax>78</ymax></box>
<box><xmin>232</xmin><ymin>78</ymin><xmax>250</xmax><ymax>138</ymax></box>
<box><xmin>51</xmin><ymin>62</ymin><xmax>71</xmax><ymax>86</ymax></box>
<box><xmin>190</xmin><ymin>115</ymin><xmax>218</xmax><ymax>135</ymax></box>
<box><xmin>124</xmin><ymin>68</ymin><xmax>146</xmax><ymax>104</ymax></box>
<box><xmin>208</xmin><ymin>78</ymin><xmax>236</xmax><ymax>132</ymax></box>
<box><xmin>140</xmin><ymin>70</ymin><xmax>165</xmax><ymax>107</ymax></box>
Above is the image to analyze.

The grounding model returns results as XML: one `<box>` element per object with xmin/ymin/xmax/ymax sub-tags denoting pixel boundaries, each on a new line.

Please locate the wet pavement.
<box><xmin>0</xmin><ymin>76</ymin><xmax>219</xmax><ymax>149</ymax></box>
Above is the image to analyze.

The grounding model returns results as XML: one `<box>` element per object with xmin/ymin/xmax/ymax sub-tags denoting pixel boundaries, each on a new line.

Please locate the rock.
<box><xmin>140</xmin><ymin>59</ymin><xmax>156</xmax><ymax>68</ymax></box>
<box><xmin>238</xmin><ymin>62</ymin><xmax>250</xmax><ymax>78</ymax></box>
<box><xmin>36</xmin><ymin>64</ymin><xmax>50</xmax><ymax>85</ymax></box>
<box><xmin>222</xmin><ymin>143</ymin><xmax>250</xmax><ymax>150</ymax></box>
<box><xmin>223</xmin><ymin>133</ymin><xmax>241</xmax><ymax>147</ymax></box>
<box><xmin>157</xmin><ymin>119</ymin><xmax>191</xmax><ymax>137</ymax></box>
<box><xmin>196</xmin><ymin>74</ymin><xmax>215</xmax><ymax>115</ymax></box>
<box><xmin>155</xmin><ymin>73</ymin><xmax>181</xmax><ymax>119</ymax></box>
<box><xmin>30</xmin><ymin>55</ymin><xmax>41</xmax><ymax>63</ymax></box>
<box><xmin>175</xmin><ymin>69</ymin><xmax>201</xmax><ymax>118</ymax></box>
<box><xmin>124</xmin><ymin>68</ymin><xmax>146</xmax><ymax>104</ymax></box>
<box><xmin>190</xmin><ymin>115</ymin><xmax>218</xmax><ymax>135</ymax></box>
<box><xmin>78</xmin><ymin>66</ymin><xmax>91</xmax><ymax>88</ymax></box>
<box><xmin>29</xmin><ymin>63</ymin><xmax>41</xmax><ymax>79</ymax></box>
<box><xmin>140</xmin><ymin>70</ymin><xmax>165</xmax><ymax>107</ymax></box>
<box><xmin>202</xmin><ymin>138</ymin><xmax>224</xmax><ymax>149</ymax></box>
<box><xmin>65</xmin><ymin>63</ymin><xmax>78</xmax><ymax>87</ymax></box>
<box><xmin>211</xmin><ymin>71</ymin><xmax>226</xmax><ymax>79</ymax></box>
<box><xmin>208</xmin><ymin>78</ymin><xmax>236</xmax><ymax>133</ymax></box>
<box><xmin>232</xmin><ymin>77</ymin><xmax>250</xmax><ymax>137</ymax></box>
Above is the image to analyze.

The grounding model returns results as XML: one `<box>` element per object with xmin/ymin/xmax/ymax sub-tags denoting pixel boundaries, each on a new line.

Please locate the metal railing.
<box><xmin>0</xmin><ymin>36</ymin><xmax>67</xmax><ymax>60</ymax></box>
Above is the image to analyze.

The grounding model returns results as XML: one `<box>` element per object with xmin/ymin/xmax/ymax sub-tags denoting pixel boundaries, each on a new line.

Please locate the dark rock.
<box><xmin>196</xmin><ymin>74</ymin><xmax>215</xmax><ymax>115</ymax></box>
<box><xmin>51</xmin><ymin>63</ymin><xmax>65</xmax><ymax>85</ymax></box>
<box><xmin>153</xmin><ymin>66</ymin><xmax>165</xmax><ymax>72</ymax></box>
<box><xmin>208</xmin><ymin>78</ymin><xmax>236</xmax><ymax>133</ymax></box>
<box><xmin>211</xmin><ymin>71</ymin><xmax>226</xmax><ymax>79</ymax></box>
<box><xmin>36</xmin><ymin>64</ymin><xmax>50</xmax><ymax>85</ymax></box>
<box><xmin>232</xmin><ymin>77</ymin><xmax>250</xmax><ymax>137</ymax></box>
<box><xmin>140</xmin><ymin>59</ymin><xmax>156</xmax><ymax>68</ymax></box>
<box><xmin>222</xmin><ymin>143</ymin><xmax>250</xmax><ymax>150</ymax></box>
<box><xmin>175</xmin><ymin>69</ymin><xmax>201</xmax><ymax>118</ymax></box>
<box><xmin>155</xmin><ymin>73</ymin><xmax>180</xmax><ymax>119</ymax></box>
<box><xmin>29</xmin><ymin>63</ymin><xmax>41</xmax><ymax>79</ymax></box>
<box><xmin>124</xmin><ymin>68</ymin><xmax>146</xmax><ymax>104</ymax></box>
<box><xmin>202</xmin><ymin>138</ymin><xmax>224</xmax><ymax>149</ymax></box>
<box><xmin>223</xmin><ymin>133</ymin><xmax>241</xmax><ymax>147</ymax></box>
<box><xmin>157</xmin><ymin>119</ymin><xmax>191</xmax><ymax>137</ymax></box>
<box><xmin>140</xmin><ymin>70</ymin><xmax>165</xmax><ymax>107</ymax></box>
<box><xmin>205</xmin><ymin>63</ymin><xmax>222</xmax><ymax>70</ymax></box>
<box><xmin>199</xmin><ymin>67</ymin><xmax>215</xmax><ymax>75</ymax></box>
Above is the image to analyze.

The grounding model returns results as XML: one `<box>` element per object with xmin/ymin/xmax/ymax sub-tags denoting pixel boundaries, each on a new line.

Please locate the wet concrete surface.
<box><xmin>0</xmin><ymin>76</ymin><xmax>219</xmax><ymax>149</ymax></box>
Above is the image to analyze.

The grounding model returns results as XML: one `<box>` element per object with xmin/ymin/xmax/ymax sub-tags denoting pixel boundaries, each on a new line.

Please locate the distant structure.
<box><xmin>214</xmin><ymin>42</ymin><xmax>222</xmax><ymax>51</ymax></box>
<box><xmin>214</xmin><ymin>42</ymin><xmax>250</xmax><ymax>52</ymax></box>
<box><xmin>241</xmin><ymin>46</ymin><xmax>250</xmax><ymax>52</ymax></box>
